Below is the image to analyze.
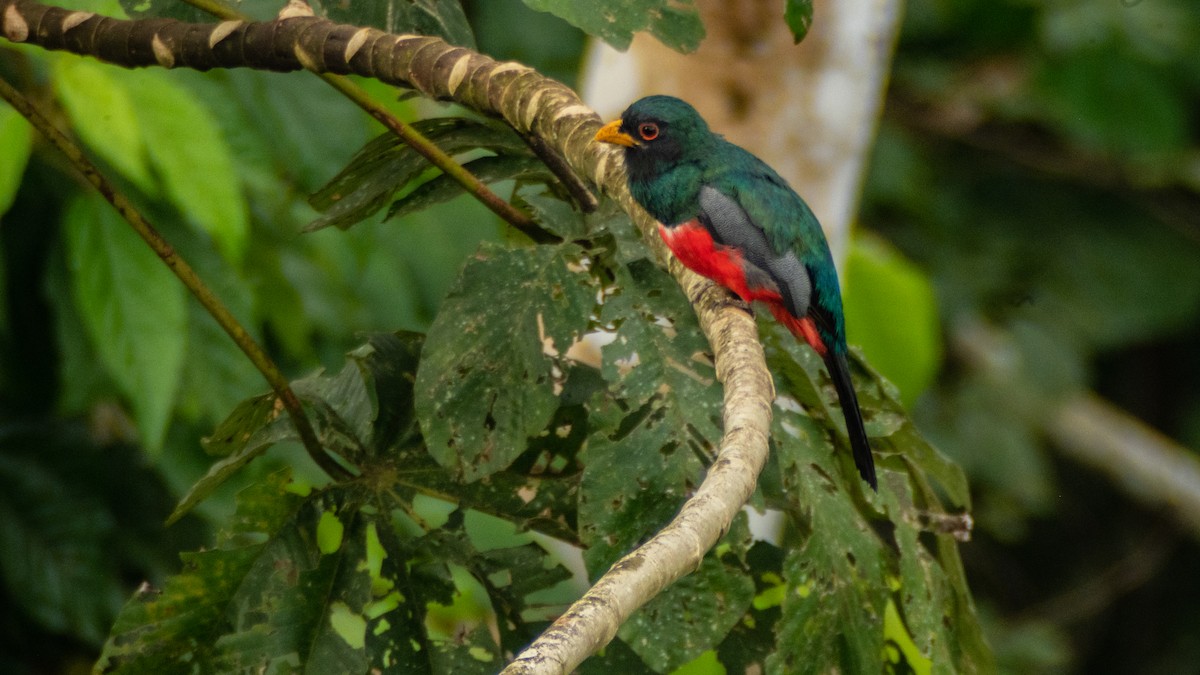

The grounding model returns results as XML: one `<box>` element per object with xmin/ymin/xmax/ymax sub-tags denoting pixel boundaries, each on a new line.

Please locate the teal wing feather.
<box><xmin>704</xmin><ymin>143</ymin><xmax>847</xmax><ymax>351</ymax></box>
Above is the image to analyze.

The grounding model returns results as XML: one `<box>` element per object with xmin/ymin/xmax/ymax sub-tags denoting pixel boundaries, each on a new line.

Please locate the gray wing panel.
<box><xmin>698</xmin><ymin>185</ymin><xmax>812</xmax><ymax>318</ymax></box>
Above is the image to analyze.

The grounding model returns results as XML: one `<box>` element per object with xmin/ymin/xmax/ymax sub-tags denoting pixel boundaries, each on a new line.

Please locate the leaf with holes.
<box><xmin>99</xmin><ymin>469</ymin><xmax>529</xmax><ymax>673</ymax></box>
<box><xmin>616</xmin><ymin>519</ymin><xmax>755</xmax><ymax>672</ymax></box>
<box><xmin>600</xmin><ymin>259</ymin><xmax>720</xmax><ymax>408</ymax></box>
<box><xmin>764</xmin><ymin>351</ymin><xmax>990</xmax><ymax>674</ymax></box>
<box><xmin>416</xmin><ymin>242</ymin><xmax>597</xmax><ymax>481</ymax></box>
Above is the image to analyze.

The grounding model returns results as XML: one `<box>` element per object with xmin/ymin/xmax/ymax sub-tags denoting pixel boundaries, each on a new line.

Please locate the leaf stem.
<box><xmin>0</xmin><ymin>74</ymin><xmax>352</xmax><ymax>481</ymax></box>
<box><xmin>522</xmin><ymin>132</ymin><xmax>599</xmax><ymax>213</ymax></box>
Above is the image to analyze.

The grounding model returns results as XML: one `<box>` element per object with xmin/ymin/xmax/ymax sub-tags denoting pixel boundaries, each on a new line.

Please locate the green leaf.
<box><xmin>784</xmin><ymin>0</ymin><xmax>814</xmax><ymax>43</ymax></box>
<box><xmin>289</xmin><ymin>332</ymin><xmax>427</xmax><ymax>463</ymax></box>
<box><xmin>716</xmin><ymin>542</ymin><xmax>784</xmax><ymax>673</ymax></box>
<box><xmin>127</xmin><ymin>70</ymin><xmax>249</xmax><ymax>264</ymax></box>
<box><xmin>764</xmin><ymin>327</ymin><xmax>910</xmax><ymax>485</ymax></box>
<box><xmin>177</xmin><ymin>296</ymin><xmax>264</xmax><ymax>425</ymax></box>
<box><xmin>599</xmin><ymin>259</ymin><xmax>722</xmax><ymax>408</ymax></box>
<box><xmin>469</xmin><ymin>542</ymin><xmax>574</xmax><ymax>652</ymax></box>
<box><xmin>320</xmin><ymin>0</ymin><xmax>476</xmax><ymax>47</ymax></box>
<box><xmin>385</xmin><ymin>155</ymin><xmax>554</xmax><ymax>222</ymax></box>
<box><xmin>416</xmin><ymin>243</ymin><xmax>597</xmax><ymax>481</ymax></box>
<box><xmin>517</xmin><ymin>188</ymin><xmax>589</xmax><ymax>240</ymax></box>
<box><xmin>391</xmin><ymin>444</ymin><xmax>581</xmax><ymax>543</ymax></box>
<box><xmin>521</xmin><ymin>0</ymin><xmax>705</xmax><ymax>52</ymax></box>
<box><xmin>844</xmin><ymin>234</ymin><xmax>942</xmax><ymax>407</ymax></box>
<box><xmin>167</xmin><ymin>394</ymin><xmax>291</xmax><ymax>524</ymax></box>
<box><xmin>0</xmin><ymin>100</ymin><xmax>33</xmax><ymax>217</ymax></box>
<box><xmin>64</xmin><ymin>195</ymin><xmax>186</xmax><ymax>451</ymax></box>
<box><xmin>578</xmin><ymin>394</ymin><xmax>713</xmax><ymax>574</ymax></box>
<box><xmin>579</xmin><ymin>258</ymin><xmax>722</xmax><ymax>570</ymax></box>
<box><xmin>307</xmin><ymin>118</ymin><xmax>530</xmax><ymax>231</ymax></box>
<box><xmin>53</xmin><ymin>56</ymin><xmax>155</xmax><ymax>193</ymax></box>
<box><xmin>470</xmin><ymin>0</ymin><xmax>586</xmax><ymax>87</ymax></box>
<box><xmin>762</xmin><ymin>339</ymin><xmax>990</xmax><ymax>673</ymax></box>
<box><xmin>1035</xmin><ymin>48</ymin><xmax>1187</xmax><ymax>156</ymax></box>
<box><xmin>101</xmin><ymin>472</ymin><xmax>420</xmax><ymax>673</ymax></box>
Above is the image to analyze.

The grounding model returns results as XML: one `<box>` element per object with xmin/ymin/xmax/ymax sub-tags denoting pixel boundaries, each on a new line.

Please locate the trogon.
<box><xmin>595</xmin><ymin>95</ymin><xmax>877</xmax><ymax>490</ymax></box>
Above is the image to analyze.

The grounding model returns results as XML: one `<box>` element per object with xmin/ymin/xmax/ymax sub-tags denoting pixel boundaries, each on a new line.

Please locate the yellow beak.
<box><xmin>594</xmin><ymin>120</ymin><xmax>639</xmax><ymax>147</ymax></box>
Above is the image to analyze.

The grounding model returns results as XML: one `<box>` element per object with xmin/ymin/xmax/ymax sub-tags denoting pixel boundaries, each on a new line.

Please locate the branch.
<box><xmin>1049</xmin><ymin>394</ymin><xmax>1200</xmax><ymax>538</ymax></box>
<box><xmin>0</xmin><ymin>73</ymin><xmax>352</xmax><ymax>482</ymax></box>
<box><xmin>0</xmin><ymin>2</ymin><xmax>775</xmax><ymax>671</ymax></box>
<box><xmin>181</xmin><ymin>0</ymin><xmax>551</xmax><ymax>240</ymax></box>
<box><xmin>952</xmin><ymin>318</ymin><xmax>1200</xmax><ymax>539</ymax></box>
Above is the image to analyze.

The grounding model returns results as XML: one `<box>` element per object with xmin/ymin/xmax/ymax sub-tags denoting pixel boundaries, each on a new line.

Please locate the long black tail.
<box><xmin>826</xmin><ymin>350</ymin><xmax>877</xmax><ymax>491</ymax></box>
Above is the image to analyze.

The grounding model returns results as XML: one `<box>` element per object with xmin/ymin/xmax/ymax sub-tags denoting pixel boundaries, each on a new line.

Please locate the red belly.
<box><xmin>659</xmin><ymin>221</ymin><xmax>778</xmax><ymax>305</ymax></box>
<box><xmin>658</xmin><ymin>221</ymin><xmax>828</xmax><ymax>356</ymax></box>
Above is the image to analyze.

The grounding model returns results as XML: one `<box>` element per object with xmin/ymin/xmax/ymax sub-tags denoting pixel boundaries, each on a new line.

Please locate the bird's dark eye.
<box><xmin>638</xmin><ymin>123</ymin><xmax>659</xmax><ymax>141</ymax></box>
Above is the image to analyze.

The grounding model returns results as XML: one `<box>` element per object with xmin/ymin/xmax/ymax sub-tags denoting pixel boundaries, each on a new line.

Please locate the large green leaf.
<box><xmin>599</xmin><ymin>259</ymin><xmax>722</xmax><ymax>409</ymax></box>
<box><xmin>415</xmin><ymin>242</ymin><xmax>597</xmax><ymax>481</ymax></box>
<box><xmin>53</xmin><ymin>56</ymin><xmax>155</xmax><ymax>193</ymax></box>
<box><xmin>521</xmin><ymin>0</ymin><xmax>705</xmax><ymax>52</ymax></box>
<box><xmin>761</xmin><ymin>331</ymin><xmax>986</xmax><ymax>674</ymax></box>
<box><xmin>64</xmin><ymin>195</ymin><xmax>187</xmax><ymax>451</ymax></box>
<box><xmin>127</xmin><ymin>70</ymin><xmax>249</xmax><ymax>264</ymax></box>
<box><xmin>579</xmin><ymin>258</ymin><xmax>724</xmax><ymax>566</ymax></box>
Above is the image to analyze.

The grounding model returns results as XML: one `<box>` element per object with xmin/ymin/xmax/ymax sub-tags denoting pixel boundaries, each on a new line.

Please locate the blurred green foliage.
<box><xmin>861</xmin><ymin>0</ymin><xmax>1200</xmax><ymax>672</ymax></box>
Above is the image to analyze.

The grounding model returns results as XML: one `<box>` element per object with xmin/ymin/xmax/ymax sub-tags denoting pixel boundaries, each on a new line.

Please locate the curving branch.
<box><xmin>0</xmin><ymin>1</ymin><xmax>775</xmax><ymax>672</ymax></box>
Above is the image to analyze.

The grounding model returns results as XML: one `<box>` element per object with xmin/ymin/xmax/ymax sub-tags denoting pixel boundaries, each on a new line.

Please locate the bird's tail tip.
<box><xmin>828</xmin><ymin>351</ymin><xmax>877</xmax><ymax>492</ymax></box>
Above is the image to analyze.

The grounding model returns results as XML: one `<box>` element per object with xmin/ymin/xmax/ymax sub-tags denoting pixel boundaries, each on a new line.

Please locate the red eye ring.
<box><xmin>638</xmin><ymin>123</ymin><xmax>659</xmax><ymax>141</ymax></box>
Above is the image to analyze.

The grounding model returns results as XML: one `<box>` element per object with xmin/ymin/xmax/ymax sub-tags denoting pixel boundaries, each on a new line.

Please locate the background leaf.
<box><xmin>0</xmin><ymin>423</ymin><xmax>202</xmax><ymax>650</ymax></box>
<box><xmin>844</xmin><ymin>234</ymin><xmax>942</xmax><ymax>407</ymax></box>
<box><xmin>128</xmin><ymin>70</ymin><xmax>248</xmax><ymax>264</ymax></box>
<box><xmin>53</xmin><ymin>56</ymin><xmax>155</xmax><ymax>193</ymax></box>
<box><xmin>64</xmin><ymin>195</ymin><xmax>187</xmax><ymax>451</ymax></box>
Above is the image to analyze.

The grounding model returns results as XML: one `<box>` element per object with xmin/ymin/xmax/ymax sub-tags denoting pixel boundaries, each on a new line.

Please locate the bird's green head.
<box><xmin>594</xmin><ymin>96</ymin><xmax>717</xmax><ymax>177</ymax></box>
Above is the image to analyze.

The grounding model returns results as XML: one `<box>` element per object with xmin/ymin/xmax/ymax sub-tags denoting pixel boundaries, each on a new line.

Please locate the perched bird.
<box><xmin>595</xmin><ymin>95</ymin><xmax>877</xmax><ymax>490</ymax></box>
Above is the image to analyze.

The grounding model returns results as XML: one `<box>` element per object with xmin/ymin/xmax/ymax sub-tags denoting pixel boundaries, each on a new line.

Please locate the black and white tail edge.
<box><xmin>827</xmin><ymin>351</ymin><xmax>877</xmax><ymax>491</ymax></box>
